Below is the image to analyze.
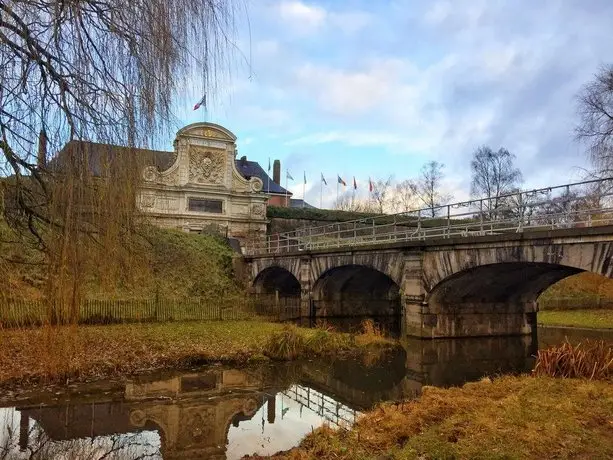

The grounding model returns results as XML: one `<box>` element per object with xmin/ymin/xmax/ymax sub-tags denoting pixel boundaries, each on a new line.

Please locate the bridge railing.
<box><xmin>246</xmin><ymin>177</ymin><xmax>613</xmax><ymax>255</ymax></box>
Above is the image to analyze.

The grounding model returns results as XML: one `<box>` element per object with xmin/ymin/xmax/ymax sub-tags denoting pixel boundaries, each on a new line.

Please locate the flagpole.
<box><xmin>336</xmin><ymin>180</ymin><xmax>339</xmax><ymax>207</ymax></box>
<box><xmin>303</xmin><ymin>172</ymin><xmax>306</xmax><ymax>208</ymax></box>
<box><xmin>285</xmin><ymin>173</ymin><xmax>288</xmax><ymax>207</ymax></box>
<box><xmin>320</xmin><ymin>179</ymin><xmax>323</xmax><ymax>209</ymax></box>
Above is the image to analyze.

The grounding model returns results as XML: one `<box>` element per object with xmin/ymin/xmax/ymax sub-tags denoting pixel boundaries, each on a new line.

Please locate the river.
<box><xmin>0</xmin><ymin>326</ymin><xmax>611</xmax><ymax>459</ymax></box>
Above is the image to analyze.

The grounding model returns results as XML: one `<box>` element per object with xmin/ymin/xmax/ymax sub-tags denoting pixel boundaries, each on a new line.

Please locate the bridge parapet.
<box><xmin>246</xmin><ymin>177</ymin><xmax>613</xmax><ymax>255</ymax></box>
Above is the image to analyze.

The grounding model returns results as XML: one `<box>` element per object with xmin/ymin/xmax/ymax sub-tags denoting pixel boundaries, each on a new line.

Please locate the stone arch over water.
<box><xmin>311</xmin><ymin>264</ymin><xmax>401</xmax><ymax>317</ymax></box>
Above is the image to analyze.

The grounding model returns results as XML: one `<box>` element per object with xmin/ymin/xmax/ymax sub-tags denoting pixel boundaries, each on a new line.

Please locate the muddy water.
<box><xmin>0</xmin><ymin>327</ymin><xmax>611</xmax><ymax>459</ymax></box>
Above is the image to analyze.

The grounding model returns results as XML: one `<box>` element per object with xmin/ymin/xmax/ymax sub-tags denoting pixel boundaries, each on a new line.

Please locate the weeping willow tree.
<box><xmin>0</xmin><ymin>0</ymin><xmax>237</xmax><ymax>321</ymax></box>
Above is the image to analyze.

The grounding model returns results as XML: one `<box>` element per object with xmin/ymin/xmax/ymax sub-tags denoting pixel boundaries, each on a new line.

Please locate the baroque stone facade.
<box><xmin>138</xmin><ymin>123</ymin><xmax>268</xmax><ymax>241</ymax></box>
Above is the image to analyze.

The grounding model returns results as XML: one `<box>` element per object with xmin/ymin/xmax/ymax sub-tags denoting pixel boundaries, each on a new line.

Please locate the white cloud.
<box><xmin>329</xmin><ymin>10</ymin><xmax>372</xmax><ymax>35</ymax></box>
<box><xmin>277</xmin><ymin>1</ymin><xmax>327</xmax><ymax>31</ymax></box>
<box><xmin>286</xmin><ymin>131</ymin><xmax>407</xmax><ymax>148</ymax></box>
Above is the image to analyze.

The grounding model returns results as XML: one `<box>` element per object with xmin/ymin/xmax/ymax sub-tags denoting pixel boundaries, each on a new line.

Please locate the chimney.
<box><xmin>240</xmin><ymin>155</ymin><xmax>247</xmax><ymax>167</ymax></box>
<box><xmin>37</xmin><ymin>129</ymin><xmax>47</xmax><ymax>168</ymax></box>
<box><xmin>273</xmin><ymin>159</ymin><xmax>281</xmax><ymax>185</ymax></box>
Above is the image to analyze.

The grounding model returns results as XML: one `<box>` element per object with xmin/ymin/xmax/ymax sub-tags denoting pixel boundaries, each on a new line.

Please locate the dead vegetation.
<box><xmin>0</xmin><ymin>321</ymin><xmax>398</xmax><ymax>392</ymax></box>
<box><xmin>534</xmin><ymin>340</ymin><xmax>613</xmax><ymax>380</ymax></box>
<box><xmin>267</xmin><ymin>376</ymin><xmax>613</xmax><ymax>460</ymax></box>
<box><xmin>263</xmin><ymin>323</ymin><xmax>395</xmax><ymax>361</ymax></box>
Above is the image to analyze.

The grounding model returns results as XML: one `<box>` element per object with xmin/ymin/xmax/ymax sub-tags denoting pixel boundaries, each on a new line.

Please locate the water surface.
<box><xmin>1</xmin><ymin>326</ymin><xmax>611</xmax><ymax>459</ymax></box>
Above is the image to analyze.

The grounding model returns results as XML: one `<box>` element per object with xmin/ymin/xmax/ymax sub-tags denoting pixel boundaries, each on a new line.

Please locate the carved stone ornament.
<box><xmin>129</xmin><ymin>410</ymin><xmax>147</xmax><ymax>427</ymax></box>
<box><xmin>142</xmin><ymin>166</ymin><xmax>157</xmax><ymax>182</ymax></box>
<box><xmin>189</xmin><ymin>146</ymin><xmax>225</xmax><ymax>184</ymax></box>
<box><xmin>251</xmin><ymin>203</ymin><xmax>265</xmax><ymax>216</ymax></box>
<box><xmin>140</xmin><ymin>195</ymin><xmax>155</xmax><ymax>208</ymax></box>
<box><xmin>142</xmin><ymin>165</ymin><xmax>180</xmax><ymax>186</ymax></box>
<box><xmin>250</xmin><ymin>177</ymin><xmax>264</xmax><ymax>193</ymax></box>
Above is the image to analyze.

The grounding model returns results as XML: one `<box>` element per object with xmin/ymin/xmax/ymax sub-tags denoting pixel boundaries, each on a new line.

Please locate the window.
<box><xmin>188</xmin><ymin>198</ymin><xmax>223</xmax><ymax>214</ymax></box>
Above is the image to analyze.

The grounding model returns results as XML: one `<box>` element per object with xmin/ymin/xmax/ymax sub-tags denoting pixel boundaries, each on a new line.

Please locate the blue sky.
<box><xmin>174</xmin><ymin>0</ymin><xmax>613</xmax><ymax>207</ymax></box>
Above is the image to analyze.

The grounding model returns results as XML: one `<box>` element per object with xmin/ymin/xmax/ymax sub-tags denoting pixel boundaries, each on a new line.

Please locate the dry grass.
<box><xmin>539</xmin><ymin>309</ymin><xmax>613</xmax><ymax>329</ymax></box>
<box><xmin>267</xmin><ymin>376</ymin><xmax>613</xmax><ymax>459</ymax></box>
<box><xmin>0</xmin><ymin>321</ymin><xmax>398</xmax><ymax>391</ymax></box>
<box><xmin>0</xmin><ymin>321</ymin><xmax>281</xmax><ymax>389</ymax></box>
<box><xmin>534</xmin><ymin>340</ymin><xmax>613</xmax><ymax>380</ymax></box>
<box><xmin>263</xmin><ymin>323</ymin><xmax>395</xmax><ymax>361</ymax></box>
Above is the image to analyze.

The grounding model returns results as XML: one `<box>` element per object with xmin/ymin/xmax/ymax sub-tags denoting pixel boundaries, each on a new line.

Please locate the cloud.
<box><xmin>286</xmin><ymin>131</ymin><xmax>407</xmax><ymax>148</ymax></box>
<box><xmin>277</xmin><ymin>1</ymin><xmax>327</xmax><ymax>32</ymax></box>
<box><xmin>186</xmin><ymin>0</ymin><xmax>613</xmax><ymax>205</ymax></box>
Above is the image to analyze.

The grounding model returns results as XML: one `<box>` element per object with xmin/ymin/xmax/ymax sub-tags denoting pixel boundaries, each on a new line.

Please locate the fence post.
<box><xmin>446</xmin><ymin>205</ymin><xmax>451</xmax><ymax>237</ymax></box>
<box><xmin>518</xmin><ymin>191</ymin><xmax>524</xmax><ymax>232</ymax></box>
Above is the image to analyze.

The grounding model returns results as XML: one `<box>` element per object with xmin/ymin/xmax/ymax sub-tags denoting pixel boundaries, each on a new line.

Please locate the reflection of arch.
<box><xmin>253</xmin><ymin>266</ymin><xmax>301</xmax><ymax>297</ymax></box>
<box><xmin>312</xmin><ymin>265</ymin><xmax>401</xmax><ymax>317</ymax></box>
<box><xmin>427</xmin><ymin>262</ymin><xmax>582</xmax><ymax>313</ymax></box>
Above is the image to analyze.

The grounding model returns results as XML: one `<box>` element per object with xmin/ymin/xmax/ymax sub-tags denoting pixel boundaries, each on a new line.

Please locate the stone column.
<box><xmin>299</xmin><ymin>257</ymin><xmax>313</xmax><ymax>317</ymax></box>
<box><xmin>400</xmin><ymin>252</ymin><xmax>431</xmax><ymax>338</ymax></box>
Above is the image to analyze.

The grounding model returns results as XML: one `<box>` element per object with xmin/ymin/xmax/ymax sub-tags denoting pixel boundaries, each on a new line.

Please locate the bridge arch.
<box><xmin>427</xmin><ymin>262</ymin><xmax>583</xmax><ymax>312</ymax></box>
<box><xmin>312</xmin><ymin>265</ymin><xmax>401</xmax><ymax>317</ymax></box>
<box><xmin>252</xmin><ymin>266</ymin><xmax>301</xmax><ymax>298</ymax></box>
<box><xmin>422</xmin><ymin>241</ymin><xmax>613</xmax><ymax>291</ymax></box>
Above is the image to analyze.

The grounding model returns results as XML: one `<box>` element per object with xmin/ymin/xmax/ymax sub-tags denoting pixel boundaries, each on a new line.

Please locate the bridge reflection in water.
<box><xmin>4</xmin><ymin>335</ymin><xmax>542</xmax><ymax>459</ymax></box>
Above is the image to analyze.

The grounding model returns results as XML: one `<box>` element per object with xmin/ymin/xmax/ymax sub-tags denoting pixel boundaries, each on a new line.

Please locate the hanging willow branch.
<box><xmin>0</xmin><ymin>0</ymin><xmax>238</xmax><ymax>316</ymax></box>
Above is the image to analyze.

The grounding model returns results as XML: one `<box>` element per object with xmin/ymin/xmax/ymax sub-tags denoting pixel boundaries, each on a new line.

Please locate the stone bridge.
<box><xmin>246</xmin><ymin>226</ymin><xmax>613</xmax><ymax>338</ymax></box>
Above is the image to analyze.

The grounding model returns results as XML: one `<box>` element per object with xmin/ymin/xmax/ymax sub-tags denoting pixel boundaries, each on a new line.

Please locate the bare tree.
<box><xmin>333</xmin><ymin>192</ymin><xmax>379</xmax><ymax>213</ymax></box>
<box><xmin>370</xmin><ymin>176</ymin><xmax>393</xmax><ymax>214</ymax></box>
<box><xmin>416</xmin><ymin>161</ymin><xmax>450</xmax><ymax>217</ymax></box>
<box><xmin>0</xmin><ymin>0</ymin><xmax>236</xmax><ymax>313</ymax></box>
<box><xmin>470</xmin><ymin>146</ymin><xmax>523</xmax><ymax>219</ymax></box>
<box><xmin>576</xmin><ymin>65</ymin><xmax>613</xmax><ymax>175</ymax></box>
<box><xmin>334</xmin><ymin>192</ymin><xmax>363</xmax><ymax>212</ymax></box>
<box><xmin>392</xmin><ymin>179</ymin><xmax>418</xmax><ymax>213</ymax></box>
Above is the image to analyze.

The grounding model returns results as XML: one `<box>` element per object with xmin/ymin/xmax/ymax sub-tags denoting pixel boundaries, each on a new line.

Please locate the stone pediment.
<box><xmin>176</xmin><ymin>123</ymin><xmax>237</xmax><ymax>143</ymax></box>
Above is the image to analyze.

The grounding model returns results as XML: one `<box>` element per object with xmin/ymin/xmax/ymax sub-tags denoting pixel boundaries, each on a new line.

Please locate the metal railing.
<box><xmin>281</xmin><ymin>384</ymin><xmax>358</xmax><ymax>428</ymax></box>
<box><xmin>246</xmin><ymin>177</ymin><xmax>613</xmax><ymax>255</ymax></box>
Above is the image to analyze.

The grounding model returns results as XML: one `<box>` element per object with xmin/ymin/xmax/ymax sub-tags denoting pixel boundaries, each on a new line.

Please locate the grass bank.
<box><xmin>271</xmin><ymin>376</ymin><xmax>613</xmax><ymax>460</ymax></box>
<box><xmin>0</xmin><ymin>321</ymin><xmax>394</xmax><ymax>391</ymax></box>
<box><xmin>539</xmin><ymin>309</ymin><xmax>613</xmax><ymax>329</ymax></box>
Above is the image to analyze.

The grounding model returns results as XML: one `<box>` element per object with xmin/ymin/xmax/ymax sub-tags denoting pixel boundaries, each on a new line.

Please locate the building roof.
<box><xmin>290</xmin><ymin>199</ymin><xmax>316</xmax><ymax>209</ymax></box>
<box><xmin>53</xmin><ymin>141</ymin><xmax>291</xmax><ymax>196</ymax></box>
<box><xmin>52</xmin><ymin>140</ymin><xmax>176</xmax><ymax>175</ymax></box>
<box><xmin>235</xmin><ymin>158</ymin><xmax>291</xmax><ymax>195</ymax></box>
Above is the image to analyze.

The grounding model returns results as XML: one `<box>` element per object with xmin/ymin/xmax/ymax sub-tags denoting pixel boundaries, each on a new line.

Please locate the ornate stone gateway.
<box><xmin>138</xmin><ymin>122</ymin><xmax>267</xmax><ymax>241</ymax></box>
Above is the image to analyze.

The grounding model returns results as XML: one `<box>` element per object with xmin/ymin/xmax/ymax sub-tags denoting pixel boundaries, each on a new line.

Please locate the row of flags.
<box><xmin>267</xmin><ymin>158</ymin><xmax>373</xmax><ymax>191</ymax></box>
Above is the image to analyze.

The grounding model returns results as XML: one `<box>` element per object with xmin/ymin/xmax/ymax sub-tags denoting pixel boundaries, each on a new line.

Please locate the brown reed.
<box><xmin>533</xmin><ymin>339</ymin><xmax>613</xmax><ymax>380</ymax></box>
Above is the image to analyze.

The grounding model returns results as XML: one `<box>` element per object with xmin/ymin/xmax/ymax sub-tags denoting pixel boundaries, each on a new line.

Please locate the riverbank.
<box><xmin>539</xmin><ymin>309</ymin><xmax>613</xmax><ymax>329</ymax></box>
<box><xmin>0</xmin><ymin>321</ymin><xmax>393</xmax><ymax>392</ymax></box>
<box><xmin>269</xmin><ymin>375</ymin><xmax>613</xmax><ymax>460</ymax></box>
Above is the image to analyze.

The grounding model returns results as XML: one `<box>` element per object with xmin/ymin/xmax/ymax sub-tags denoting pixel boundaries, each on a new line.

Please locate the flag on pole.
<box><xmin>337</xmin><ymin>175</ymin><xmax>346</xmax><ymax>186</ymax></box>
<box><xmin>287</xmin><ymin>171</ymin><xmax>294</xmax><ymax>181</ymax></box>
<box><xmin>369</xmin><ymin>177</ymin><xmax>374</xmax><ymax>192</ymax></box>
<box><xmin>268</xmin><ymin>158</ymin><xmax>271</xmax><ymax>172</ymax></box>
<box><xmin>353</xmin><ymin>176</ymin><xmax>358</xmax><ymax>190</ymax></box>
<box><xmin>304</xmin><ymin>171</ymin><xmax>307</xmax><ymax>184</ymax></box>
<box><xmin>193</xmin><ymin>94</ymin><xmax>207</xmax><ymax>111</ymax></box>
<box><xmin>321</xmin><ymin>173</ymin><xmax>327</xmax><ymax>185</ymax></box>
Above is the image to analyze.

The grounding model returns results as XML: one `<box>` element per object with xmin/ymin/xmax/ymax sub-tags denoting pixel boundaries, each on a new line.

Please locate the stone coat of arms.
<box><xmin>189</xmin><ymin>147</ymin><xmax>225</xmax><ymax>184</ymax></box>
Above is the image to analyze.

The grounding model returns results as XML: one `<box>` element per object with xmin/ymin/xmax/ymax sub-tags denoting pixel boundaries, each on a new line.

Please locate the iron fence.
<box><xmin>0</xmin><ymin>298</ymin><xmax>303</xmax><ymax>328</ymax></box>
<box><xmin>539</xmin><ymin>295</ymin><xmax>613</xmax><ymax>311</ymax></box>
<box><xmin>247</xmin><ymin>177</ymin><xmax>613</xmax><ymax>255</ymax></box>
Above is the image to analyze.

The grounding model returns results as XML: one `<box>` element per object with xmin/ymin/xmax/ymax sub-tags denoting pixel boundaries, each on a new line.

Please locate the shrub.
<box><xmin>263</xmin><ymin>325</ymin><xmax>307</xmax><ymax>360</ymax></box>
<box><xmin>360</xmin><ymin>319</ymin><xmax>383</xmax><ymax>338</ymax></box>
